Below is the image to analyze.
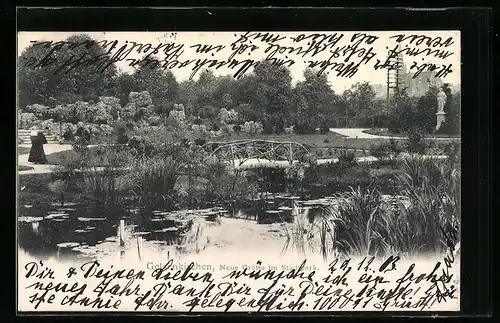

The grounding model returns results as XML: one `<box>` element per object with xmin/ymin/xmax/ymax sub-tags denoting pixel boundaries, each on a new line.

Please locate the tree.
<box><xmin>114</xmin><ymin>73</ymin><xmax>140</xmax><ymax>107</ymax></box>
<box><xmin>131</xmin><ymin>58</ymin><xmax>179</xmax><ymax>116</ymax></box>
<box><xmin>389</xmin><ymin>89</ymin><xmax>419</xmax><ymax>133</ymax></box>
<box><xmin>195</xmin><ymin>69</ymin><xmax>218</xmax><ymax>118</ymax></box>
<box><xmin>18</xmin><ymin>34</ymin><xmax>118</xmax><ymax>108</ymax></box>
<box><xmin>177</xmin><ymin>80</ymin><xmax>198</xmax><ymax>117</ymax></box>
<box><xmin>415</xmin><ymin>86</ymin><xmax>440</xmax><ymax>133</ymax></box>
<box><xmin>213</xmin><ymin>75</ymin><xmax>237</xmax><ymax>109</ymax></box>
<box><xmin>341</xmin><ymin>82</ymin><xmax>377</xmax><ymax>127</ymax></box>
<box><xmin>441</xmin><ymin>85</ymin><xmax>460</xmax><ymax>135</ymax></box>
<box><xmin>252</xmin><ymin>60</ymin><xmax>293</xmax><ymax>133</ymax></box>
<box><xmin>293</xmin><ymin>68</ymin><xmax>338</xmax><ymax>132</ymax></box>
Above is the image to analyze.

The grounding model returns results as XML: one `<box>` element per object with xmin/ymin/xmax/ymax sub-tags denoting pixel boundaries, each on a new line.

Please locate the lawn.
<box><xmin>363</xmin><ymin>128</ymin><xmax>461</xmax><ymax>138</ymax></box>
<box><xmin>213</xmin><ymin>132</ymin><xmax>386</xmax><ymax>150</ymax></box>
<box><xmin>46</xmin><ymin>146</ymin><xmax>114</xmax><ymax>167</ymax></box>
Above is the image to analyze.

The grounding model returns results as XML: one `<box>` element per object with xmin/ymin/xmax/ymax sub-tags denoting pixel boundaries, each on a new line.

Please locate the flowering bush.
<box><xmin>168</xmin><ymin>109</ymin><xmax>186</xmax><ymax>126</ymax></box>
<box><xmin>191</xmin><ymin>124</ymin><xmax>208</xmax><ymax>139</ymax></box>
<box><xmin>146</xmin><ymin>115</ymin><xmax>162</xmax><ymax>126</ymax></box>
<box><xmin>97</xmin><ymin>96</ymin><xmax>121</xmax><ymax>114</ymax></box>
<box><xmin>125</xmin><ymin>91</ymin><xmax>154</xmax><ymax>121</ymax></box>
<box><xmin>19</xmin><ymin>113</ymin><xmax>39</xmax><ymax>129</ymax></box>
<box><xmin>241</xmin><ymin>121</ymin><xmax>263</xmax><ymax>135</ymax></box>
<box><xmin>221</xmin><ymin>124</ymin><xmax>234</xmax><ymax>134</ymax></box>
<box><xmin>218</xmin><ymin>108</ymin><xmax>239</xmax><ymax>124</ymax></box>
<box><xmin>24</xmin><ymin>104</ymin><xmax>49</xmax><ymax>119</ymax></box>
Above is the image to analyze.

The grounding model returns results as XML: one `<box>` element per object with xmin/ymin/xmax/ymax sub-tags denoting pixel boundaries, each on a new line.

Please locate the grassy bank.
<box><xmin>363</xmin><ymin>128</ymin><xmax>461</xmax><ymax>138</ymax></box>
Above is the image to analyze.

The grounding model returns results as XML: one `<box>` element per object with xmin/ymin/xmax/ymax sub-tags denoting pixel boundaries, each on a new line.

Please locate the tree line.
<box><xmin>18</xmin><ymin>34</ymin><xmax>460</xmax><ymax>135</ymax></box>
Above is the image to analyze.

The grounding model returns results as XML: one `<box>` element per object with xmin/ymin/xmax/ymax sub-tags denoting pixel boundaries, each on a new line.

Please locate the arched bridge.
<box><xmin>203</xmin><ymin>139</ymin><xmax>311</xmax><ymax>169</ymax></box>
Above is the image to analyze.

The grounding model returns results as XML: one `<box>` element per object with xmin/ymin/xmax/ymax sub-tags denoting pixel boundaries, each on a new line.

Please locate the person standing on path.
<box><xmin>28</xmin><ymin>129</ymin><xmax>48</xmax><ymax>164</ymax></box>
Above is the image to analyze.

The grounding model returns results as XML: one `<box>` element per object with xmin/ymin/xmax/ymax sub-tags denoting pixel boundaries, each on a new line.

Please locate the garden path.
<box><xmin>329</xmin><ymin>128</ymin><xmax>460</xmax><ymax>140</ymax></box>
<box><xmin>17</xmin><ymin>144</ymin><xmax>73</xmax><ymax>175</ymax></box>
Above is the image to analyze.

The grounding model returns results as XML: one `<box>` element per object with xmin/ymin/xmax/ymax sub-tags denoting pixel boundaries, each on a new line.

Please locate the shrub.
<box><xmin>312</xmin><ymin>154</ymin><xmax>461</xmax><ymax>258</ymax></box>
<box><xmin>232</xmin><ymin>124</ymin><xmax>242</xmax><ymax>133</ymax></box>
<box><xmin>387</xmin><ymin>138</ymin><xmax>403</xmax><ymax>156</ymax></box>
<box><xmin>336</xmin><ymin>148</ymin><xmax>357</xmax><ymax>166</ymax></box>
<box><xmin>203</xmin><ymin>160</ymin><xmax>257</xmax><ymax>203</ymax></box>
<box><xmin>19</xmin><ymin>113</ymin><xmax>39</xmax><ymax>129</ymax></box>
<box><xmin>191</xmin><ymin>124</ymin><xmax>208</xmax><ymax>139</ymax></box>
<box><xmin>319</xmin><ymin>124</ymin><xmax>330</xmax><ymax>134</ymax></box>
<box><xmin>167</xmin><ymin>110</ymin><xmax>187</xmax><ymax>127</ymax></box>
<box><xmin>263</xmin><ymin>119</ymin><xmax>274</xmax><ymax>134</ymax></box>
<box><xmin>241</xmin><ymin>121</ymin><xmax>263</xmax><ymax>135</ymax></box>
<box><xmin>24</xmin><ymin>104</ymin><xmax>49</xmax><ymax>119</ymax></box>
<box><xmin>369</xmin><ymin>142</ymin><xmax>390</xmax><ymax>161</ymax></box>
<box><xmin>210</xmin><ymin>123</ymin><xmax>220</xmax><ymax>132</ymax></box>
<box><xmin>406</xmin><ymin>130</ymin><xmax>428</xmax><ymax>154</ymax></box>
<box><xmin>218</xmin><ymin>108</ymin><xmax>239</xmax><ymax>124</ymax></box>
<box><xmin>47</xmin><ymin>179</ymin><xmax>68</xmax><ymax>206</ymax></box>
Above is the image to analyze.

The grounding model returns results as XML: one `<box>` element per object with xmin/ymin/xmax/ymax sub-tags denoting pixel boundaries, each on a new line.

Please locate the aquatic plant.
<box><xmin>47</xmin><ymin>179</ymin><xmax>68</xmax><ymax>206</ymax></box>
<box><xmin>282</xmin><ymin>154</ymin><xmax>461</xmax><ymax>260</ymax></box>
<box><xmin>128</xmin><ymin>155</ymin><xmax>183</xmax><ymax>213</ymax></box>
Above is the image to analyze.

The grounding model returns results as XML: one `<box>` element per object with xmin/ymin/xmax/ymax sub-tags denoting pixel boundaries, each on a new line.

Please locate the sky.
<box><xmin>17</xmin><ymin>31</ymin><xmax>461</xmax><ymax>92</ymax></box>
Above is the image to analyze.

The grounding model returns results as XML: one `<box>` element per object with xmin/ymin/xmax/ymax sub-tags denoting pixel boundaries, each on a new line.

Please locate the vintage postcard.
<box><xmin>17</xmin><ymin>30</ymin><xmax>461</xmax><ymax>312</ymax></box>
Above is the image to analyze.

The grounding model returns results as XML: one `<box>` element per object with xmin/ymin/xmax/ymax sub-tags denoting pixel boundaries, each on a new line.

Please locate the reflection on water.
<box><xmin>17</xmin><ymin>194</ymin><xmax>353</xmax><ymax>261</ymax></box>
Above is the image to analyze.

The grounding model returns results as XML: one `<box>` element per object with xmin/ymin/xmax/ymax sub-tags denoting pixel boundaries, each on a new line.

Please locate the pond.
<box><xmin>18</xmin><ymin>193</ymin><xmax>409</xmax><ymax>262</ymax></box>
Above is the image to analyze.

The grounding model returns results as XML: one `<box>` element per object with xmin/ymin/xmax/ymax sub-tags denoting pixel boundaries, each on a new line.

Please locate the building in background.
<box><xmin>403</xmin><ymin>71</ymin><xmax>444</xmax><ymax>97</ymax></box>
<box><xmin>385</xmin><ymin>47</ymin><xmax>446</xmax><ymax>99</ymax></box>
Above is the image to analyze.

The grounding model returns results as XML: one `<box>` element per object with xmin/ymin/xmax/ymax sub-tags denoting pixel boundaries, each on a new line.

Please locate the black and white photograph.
<box><xmin>17</xmin><ymin>29</ymin><xmax>462</xmax><ymax>312</ymax></box>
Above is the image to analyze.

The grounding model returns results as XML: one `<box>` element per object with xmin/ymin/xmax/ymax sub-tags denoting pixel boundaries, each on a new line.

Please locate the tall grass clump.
<box><xmin>391</xmin><ymin>154</ymin><xmax>461</xmax><ymax>254</ymax></box>
<box><xmin>284</xmin><ymin>152</ymin><xmax>461</xmax><ymax>260</ymax></box>
<box><xmin>127</xmin><ymin>155</ymin><xmax>183</xmax><ymax>213</ymax></box>
<box><xmin>362</xmin><ymin>154</ymin><xmax>460</xmax><ymax>257</ymax></box>
<box><xmin>327</xmin><ymin>186</ymin><xmax>385</xmax><ymax>257</ymax></box>
<box><xmin>55</xmin><ymin>145</ymin><xmax>131</xmax><ymax>209</ymax></box>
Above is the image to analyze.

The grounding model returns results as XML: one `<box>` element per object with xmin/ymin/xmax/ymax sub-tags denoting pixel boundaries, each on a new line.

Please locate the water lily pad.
<box><xmin>51</xmin><ymin>218</ymin><xmax>67</xmax><ymax>222</ymax></box>
<box><xmin>150</xmin><ymin>217</ymin><xmax>167</xmax><ymax>222</ymax></box>
<box><xmin>45</xmin><ymin>213</ymin><xmax>69</xmax><ymax>219</ymax></box>
<box><xmin>57</xmin><ymin>242</ymin><xmax>80</xmax><ymax>248</ymax></box>
<box><xmin>18</xmin><ymin>216</ymin><xmax>44</xmax><ymax>223</ymax></box>
<box><xmin>133</xmin><ymin>231</ymin><xmax>150</xmax><ymax>236</ymax></box>
<box><xmin>51</xmin><ymin>202</ymin><xmax>77</xmax><ymax>207</ymax></box>
<box><xmin>154</xmin><ymin>227</ymin><xmax>179</xmax><ymax>233</ymax></box>
<box><xmin>77</xmin><ymin>217</ymin><xmax>106</xmax><ymax>222</ymax></box>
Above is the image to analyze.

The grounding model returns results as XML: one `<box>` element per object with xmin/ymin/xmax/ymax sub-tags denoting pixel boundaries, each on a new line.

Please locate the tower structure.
<box><xmin>386</xmin><ymin>45</ymin><xmax>406</xmax><ymax>102</ymax></box>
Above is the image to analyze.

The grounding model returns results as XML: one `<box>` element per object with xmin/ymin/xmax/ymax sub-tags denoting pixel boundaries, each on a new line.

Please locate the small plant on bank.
<box><xmin>406</xmin><ymin>130</ymin><xmax>428</xmax><ymax>154</ymax></box>
<box><xmin>47</xmin><ymin>179</ymin><xmax>68</xmax><ymax>206</ymax></box>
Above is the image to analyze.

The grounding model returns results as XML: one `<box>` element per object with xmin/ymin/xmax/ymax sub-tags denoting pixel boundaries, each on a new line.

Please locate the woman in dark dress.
<box><xmin>28</xmin><ymin>130</ymin><xmax>48</xmax><ymax>164</ymax></box>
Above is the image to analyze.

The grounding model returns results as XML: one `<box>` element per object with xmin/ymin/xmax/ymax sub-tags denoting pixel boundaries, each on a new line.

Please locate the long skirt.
<box><xmin>28</xmin><ymin>144</ymin><xmax>48</xmax><ymax>164</ymax></box>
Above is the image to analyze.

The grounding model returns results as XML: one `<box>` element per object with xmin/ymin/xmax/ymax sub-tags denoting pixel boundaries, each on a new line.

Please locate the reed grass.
<box><xmin>128</xmin><ymin>156</ymin><xmax>183</xmax><ymax>212</ymax></box>
<box><xmin>282</xmin><ymin>153</ymin><xmax>461</xmax><ymax>260</ymax></box>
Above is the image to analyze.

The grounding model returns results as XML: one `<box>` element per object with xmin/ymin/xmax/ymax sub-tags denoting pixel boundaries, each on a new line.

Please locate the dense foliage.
<box><xmin>19</xmin><ymin>35</ymin><xmax>460</xmax><ymax>139</ymax></box>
